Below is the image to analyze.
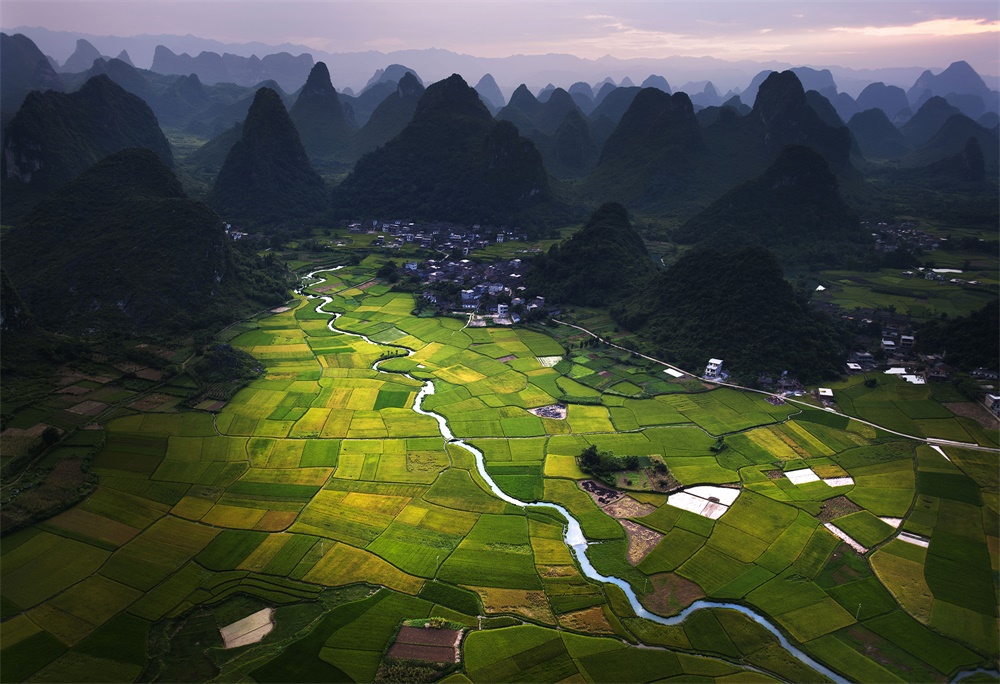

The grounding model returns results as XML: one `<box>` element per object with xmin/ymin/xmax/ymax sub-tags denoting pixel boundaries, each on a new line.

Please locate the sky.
<box><xmin>3</xmin><ymin>0</ymin><xmax>999</xmax><ymax>73</ymax></box>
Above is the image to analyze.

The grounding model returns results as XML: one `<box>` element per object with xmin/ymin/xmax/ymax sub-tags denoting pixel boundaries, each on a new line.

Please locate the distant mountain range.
<box><xmin>2</xmin><ymin>30</ymin><xmax>996</xmax><ymax>238</ymax></box>
<box><xmin>7</xmin><ymin>25</ymin><xmax>999</xmax><ymax>98</ymax></box>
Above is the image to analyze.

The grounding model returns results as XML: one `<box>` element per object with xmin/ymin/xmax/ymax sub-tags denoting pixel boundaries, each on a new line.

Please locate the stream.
<box><xmin>303</xmin><ymin>274</ymin><xmax>849</xmax><ymax>683</ymax></box>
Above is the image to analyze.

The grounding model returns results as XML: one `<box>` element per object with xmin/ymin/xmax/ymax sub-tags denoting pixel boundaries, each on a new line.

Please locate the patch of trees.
<box><xmin>578</xmin><ymin>445</ymin><xmax>639</xmax><ymax>484</ymax></box>
<box><xmin>918</xmin><ymin>299</ymin><xmax>998</xmax><ymax>371</ymax></box>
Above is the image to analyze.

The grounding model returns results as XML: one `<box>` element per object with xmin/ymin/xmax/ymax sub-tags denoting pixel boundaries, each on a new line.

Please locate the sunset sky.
<box><xmin>3</xmin><ymin>1</ymin><xmax>998</xmax><ymax>73</ymax></box>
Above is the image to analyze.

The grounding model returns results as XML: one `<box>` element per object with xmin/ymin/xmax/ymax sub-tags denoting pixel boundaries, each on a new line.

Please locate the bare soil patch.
<box><xmin>467</xmin><ymin>587</ymin><xmax>555</xmax><ymax>625</ymax></box>
<box><xmin>764</xmin><ymin>469</ymin><xmax>784</xmax><ymax>480</ymax></box>
<box><xmin>580</xmin><ymin>480</ymin><xmax>622</xmax><ymax>506</ymax></box>
<box><xmin>396</xmin><ymin>626</ymin><xmax>461</xmax><ymax>649</ymax></box>
<box><xmin>135</xmin><ymin>368</ymin><xmax>163</xmax><ymax>381</ymax></box>
<box><xmin>0</xmin><ymin>435</ymin><xmax>40</xmax><ymax>458</ymax></box>
<box><xmin>497</xmin><ymin>355</ymin><xmax>517</xmax><ymax>363</ymax></box>
<box><xmin>1</xmin><ymin>424</ymin><xmax>54</xmax><ymax>439</ymax></box>
<box><xmin>58</xmin><ymin>371</ymin><xmax>114</xmax><ymax>387</ymax></box>
<box><xmin>114</xmin><ymin>362</ymin><xmax>146</xmax><ymax>374</ymax></box>
<box><xmin>944</xmin><ymin>402</ymin><xmax>999</xmax><ymax>429</ymax></box>
<box><xmin>386</xmin><ymin>643</ymin><xmax>456</xmax><ymax>662</ymax></box>
<box><xmin>529</xmin><ymin>404</ymin><xmax>566</xmax><ymax>419</ymax></box>
<box><xmin>67</xmin><ymin>400</ymin><xmax>108</xmax><ymax>416</ymax></box>
<box><xmin>220</xmin><ymin>608</ymin><xmax>274</xmax><ymax>649</ymax></box>
<box><xmin>620</xmin><ymin>520</ymin><xmax>664</xmax><ymax>564</ymax></box>
<box><xmin>270</xmin><ymin>306</ymin><xmax>292</xmax><ymax>313</ymax></box>
<box><xmin>602</xmin><ymin>496</ymin><xmax>656</xmax><ymax>519</ymax></box>
<box><xmin>129</xmin><ymin>393</ymin><xmax>174</xmax><ymax>411</ymax></box>
<box><xmin>558</xmin><ymin>606</ymin><xmax>614</xmax><ymax>634</ymax></box>
<box><xmin>56</xmin><ymin>385</ymin><xmax>92</xmax><ymax>396</ymax></box>
<box><xmin>639</xmin><ymin>572</ymin><xmax>705</xmax><ymax>617</ymax></box>
<box><xmin>816</xmin><ymin>495</ymin><xmax>862</xmax><ymax>523</ymax></box>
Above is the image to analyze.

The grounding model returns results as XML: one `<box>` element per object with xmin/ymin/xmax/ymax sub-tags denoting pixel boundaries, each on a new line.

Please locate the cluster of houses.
<box><xmin>899</xmin><ymin>268</ymin><xmax>984</xmax><ymax>286</ymax></box>
<box><xmin>349</xmin><ymin>220</ymin><xmax>530</xmax><ymax>254</ymax></box>
<box><xmin>223</xmin><ymin>223</ymin><xmax>248</xmax><ymax>240</ymax></box>
<box><xmin>866</xmin><ymin>219</ymin><xmax>942</xmax><ymax>255</ymax></box>
<box><xmin>405</xmin><ymin>256</ymin><xmax>554</xmax><ymax>323</ymax></box>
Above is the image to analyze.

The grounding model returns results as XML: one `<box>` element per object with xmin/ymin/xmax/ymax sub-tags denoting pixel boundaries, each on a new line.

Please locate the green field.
<box><xmin>2</xmin><ymin>262</ymin><xmax>995</xmax><ymax>683</ymax></box>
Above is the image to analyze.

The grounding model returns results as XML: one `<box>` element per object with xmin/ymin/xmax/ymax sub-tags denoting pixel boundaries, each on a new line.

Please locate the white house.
<box><xmin>704</xmin><ymin>358</ymin><xmax>724</xmax><ymax>379</ymax></box>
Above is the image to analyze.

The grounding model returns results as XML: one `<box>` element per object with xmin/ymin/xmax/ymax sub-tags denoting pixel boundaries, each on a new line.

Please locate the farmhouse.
<box><xmin>704</xmin><ymin>358</ymin><xmax>724</xmax><ymax>380</ymax></box>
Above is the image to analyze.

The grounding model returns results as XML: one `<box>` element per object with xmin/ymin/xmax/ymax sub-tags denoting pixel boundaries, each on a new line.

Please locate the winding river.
<box><xmin>303</xmin><ymin>269</ymin><xmax>849</xmax><ymax>683</ymax></box>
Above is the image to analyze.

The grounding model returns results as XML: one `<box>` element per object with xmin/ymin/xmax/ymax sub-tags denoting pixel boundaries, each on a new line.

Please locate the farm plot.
<box><xmin>438</xmin><ymin>515</ymin><xmax>541</xmax><ymax>589</ymax></box>
<box><xmin>8</xmin><ymin>264</ymin><xmax>999</xmax><ymax>684</ymax></box>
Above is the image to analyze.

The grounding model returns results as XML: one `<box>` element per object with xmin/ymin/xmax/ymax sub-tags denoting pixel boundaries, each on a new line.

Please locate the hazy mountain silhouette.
<box><xmin>848</xmin><ymin>108</ymin><xmax>910</xmax><ymax>158</ymax></box>
<box><xmin>899</xmin><ymin>96</ymin><xmax>963</xmax><ymax>147</ymax></box>
<box><xmin>151</xmin><ymin>45</ymin><xmax>313</xmax><ymax>91</ymax></box>
<box><xmin>0</xmin><ymin>33</ymin><xmax>64</xmax><ymax>115</ymax></box>
<box><xmin>752</xmin><ymin>71</ymin><xmax>852</xmax><ymax>168</ymax></box>
<box><xmin>185</xmin><ymin>122</ymin><xmax>242</xmax><ymax>179</ymax></box>
<box><xmin>583</xmin><ymin>71</ymin><xmax>858</xmax><ymax>219</ymax></box>
<box><xmin>61</xmin><ymin>38</ymin><xmax>103</xmax><ymax>72</ymax></box>
<box><xmin>1</xmin><ymin>74</ymin><xmax>172</xmax><ymax>220</ymax></box>
<box><xmin>209</xmin><ymin>87</ymin><xmax>328</xmax><ymax>224</ymax></box>
<box><xmin>568</xmin><ymin>82</ymin><xmax>595</xmax><ymax>114</ymax></box>
<box><xmin>907</xmin><ymin>61</ymin><xmax>995</xmax><ymax>109</ymax></box>
<box><xmin>339</xmin><ymin>80</ymin><xmax>398</xmax><ymax>126</ymax></box>
<box><xmin>904</xmin><ymin>114</ymin><xmax>999</xmax><ymax>171</ymax></box>
<box><xmin>362</xmin><ymin>64</ymin><xmax>423</xmax><ymax>92</ymax></box>
<box><xmin>589</xmin><ymin>87</ymin><xmax>642</xmax><ymax>126</ymax></box>
<box><xmin>673</xmin><ymin>144</ymin><xmax>866</xmax><ymax>269</ymax></box>
<box><xmin>289</xmin><ymin>62</ymin><xmax>356</xmax><ymax>161</ymax></box>
<box><xmin>855</xmin><ymin>82</ymin><xmax>910</xmax><ymax>120</ymax></box>
<box><xmin>332</xmin><ymin>74</ymin><xmax>560</xmax><ymax>227</ymax></box>
<box><xmin>346</xmin><ymin>71</ymin><xmax>425</xmax><ymax>161</ymax></box>
<box><xmin>640</xmin><ymin>75</ymin><xmax>671</xmax><ymax>92</ymax></box>
<box><xmin>586</xmin><ymin>88</ymin><xmax>703</xmax><ymax>210</ymax></box>
<box><xmin>474</xmin><ymin>73</ymin><xmax>505</xmax><ymax>110</ymax></box>
<box><xmin>593</xmin><ymin>81</ymin><xmax>617</xmax><ymax>107</ymax></box>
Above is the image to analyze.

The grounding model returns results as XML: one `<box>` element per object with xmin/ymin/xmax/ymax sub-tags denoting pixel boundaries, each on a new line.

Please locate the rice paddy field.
<box><xmin>1</xmin><ymin>263</ymin><xmax>997</xmax><ymax>683</ymax></box>
<box><xmin>813</xmin><ymin>269</ymin><xmax>999</xmax><ymax>320</ymax></box>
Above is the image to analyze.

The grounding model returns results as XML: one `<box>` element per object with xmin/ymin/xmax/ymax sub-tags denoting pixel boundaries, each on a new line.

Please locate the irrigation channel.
<box><xmin>300</xmin><ymin>268</ymin><xmax>849</xmax><ymax>683</ymax></box>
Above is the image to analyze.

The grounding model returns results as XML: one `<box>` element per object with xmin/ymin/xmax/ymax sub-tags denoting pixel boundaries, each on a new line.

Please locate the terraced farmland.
<box><xmin>1</xmin><ymin>265</ymin><xmax>996</xmax><ymax>683</ymax></box>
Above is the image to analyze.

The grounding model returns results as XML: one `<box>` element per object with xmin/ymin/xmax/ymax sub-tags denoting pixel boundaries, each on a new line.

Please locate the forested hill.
<box><xmin>611</xmin><ymin>247</ymin><xmax>849</xmax><ymax>382</ymax></box>
<box><xmin>330</xmin><ymin>73</ymin><xmax>568</xmax><ymax>229</ymax></box>
<box><xmin>528</xmin><ymin>204</ymin><xmax>848</xmax><ymax>382</ymax></box>
<box><xmin>528</xmin><ymin>202</ymin><xmax>654</xmax><ymax>306</ymax></box>
<box><xmin>672</xmin><ymin>145</ymin><xmax>869</xmax><ymax>270</ymax></box>
<box><xmin>1</xmin><ymin>74</ymin><xmax>172</xmax><ymax>222</ymax></box>
<box><xmin>209</xmin><ymin>86</ymin><xmax>329</xmax><ymax>225</ymax></box>
<box><xmin>4</xmin><ymin>149</ymin><xmax>288</xmax><ymax>338</ymax></box>
<box><xmin>917</xmin><ymin>299</ymin><xmax>999</xmax><ymax>371</ymax></box>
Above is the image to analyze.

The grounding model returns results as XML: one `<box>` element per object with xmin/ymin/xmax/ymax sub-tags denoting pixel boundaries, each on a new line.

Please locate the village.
<box><xmin>348</xmin><ymin>218</ymin><xmax>558</xmax><ymax>324</ymax></box>
<box><xmin>347</xmin><ymin>218</ymin><xmax>999</xmax><ymax>419</ymax></box>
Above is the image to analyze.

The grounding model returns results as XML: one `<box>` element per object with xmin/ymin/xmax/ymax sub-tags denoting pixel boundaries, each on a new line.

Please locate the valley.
<box><xmin>1</xmin><ymin>23</ymin><xmax>998</xmax><ymax>684</ymax></box>
<box><xmin>1</xmin><ymin>250</ymin><xmax>996</xmax><ymax>682</ymax></box>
